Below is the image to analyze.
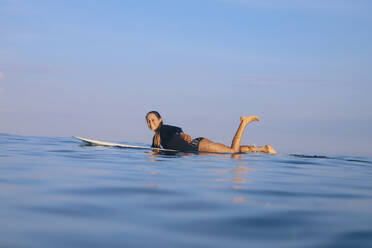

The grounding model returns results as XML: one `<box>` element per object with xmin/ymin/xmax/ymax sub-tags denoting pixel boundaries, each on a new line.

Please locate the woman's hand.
<box><xmin>180</xmin><ymin>132</ymin><xmax>192</xmax><ymax>143</ymax></box>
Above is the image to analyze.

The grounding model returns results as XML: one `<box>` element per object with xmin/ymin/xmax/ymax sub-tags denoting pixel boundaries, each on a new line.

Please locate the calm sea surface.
<box><xmin>1</xmin><ymin>133</ymin><xmax>372</xmax><ymax>248</ymax></box>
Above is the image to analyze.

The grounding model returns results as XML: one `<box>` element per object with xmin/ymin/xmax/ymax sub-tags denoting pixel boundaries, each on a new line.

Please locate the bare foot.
<box><xmin>240</xmin><ymin>116</ymin><xmax>260</xmax><ymax>124</ymax></box>
<box><xmin>264</xmin><ymin>145</ymin><xmax>277</xmax><ymax>155</ymax></box>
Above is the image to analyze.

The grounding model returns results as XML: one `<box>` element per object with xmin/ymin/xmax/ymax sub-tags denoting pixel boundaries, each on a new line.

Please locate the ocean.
<box><xmin>1</xmin><ymin>133</ymin><xmax>372</xmax><ymax>248</ymax></box>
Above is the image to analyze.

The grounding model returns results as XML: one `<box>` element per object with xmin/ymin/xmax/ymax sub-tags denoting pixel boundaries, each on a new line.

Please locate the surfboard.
<box><xmin>73</xmin><ymin>136</ymin><xmax>177</xmax><ymax>152</ymax></box>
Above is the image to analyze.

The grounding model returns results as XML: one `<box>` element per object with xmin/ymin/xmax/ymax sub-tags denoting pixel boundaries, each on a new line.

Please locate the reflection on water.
<box><xmin>212</xmin><ymin>161</ymin><xmax>254</xmax><ymax>203</ymax></box>
<box><xmin>1</xmin><ymin>133</ymin><xmax>372</xmax><ymax>248</ymax></box>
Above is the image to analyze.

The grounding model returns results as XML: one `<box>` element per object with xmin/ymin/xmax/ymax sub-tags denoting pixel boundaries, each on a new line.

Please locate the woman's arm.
<box><xmin>180</xmin><ymin>132</ymin><xmax>192</xmax><ymax>143</ymax></box>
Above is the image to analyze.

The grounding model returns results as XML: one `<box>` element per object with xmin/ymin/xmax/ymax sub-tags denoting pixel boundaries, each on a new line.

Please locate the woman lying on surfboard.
<box><xmin>146</xmin><ymin>111</ymin><xmax>277</xmax><ymax>154</ymax></box>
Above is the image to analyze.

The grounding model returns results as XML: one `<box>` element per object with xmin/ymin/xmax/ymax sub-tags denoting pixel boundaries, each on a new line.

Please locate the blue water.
<box><xmin>1</xmin><ymin>133</ymin><xmax>372</xmax><ymax>248</ymax></box>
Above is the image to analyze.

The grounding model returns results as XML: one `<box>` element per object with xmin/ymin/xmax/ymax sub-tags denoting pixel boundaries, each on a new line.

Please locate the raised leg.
<box><xmin>198</xmin><ymin>116</ymin><xmax>259</xmax><ymax>153</ymax></box>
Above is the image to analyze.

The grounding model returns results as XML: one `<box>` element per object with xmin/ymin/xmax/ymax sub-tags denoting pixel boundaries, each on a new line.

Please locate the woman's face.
<box><xmin>146</xmin><ymin>113</ymin><xmax>162</xmax><ymax>131</ymax></box>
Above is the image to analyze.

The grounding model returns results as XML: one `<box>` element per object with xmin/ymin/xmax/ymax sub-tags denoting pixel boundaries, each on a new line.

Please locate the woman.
<box><xmin>146</xmin><ymin>111</ymin><xmax>277</xmax><ymax>154</ymax></box>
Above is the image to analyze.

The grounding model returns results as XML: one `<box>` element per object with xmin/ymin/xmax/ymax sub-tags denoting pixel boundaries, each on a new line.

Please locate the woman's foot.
<box><xmin>264</xmin><ymin>144</ymin><xmax>277</xmax><ymax>155</ymax></box>
<box><xmin>240</xmin><ymin>116</ymin><xmax>260</xmax><ymax>124</ymax></box>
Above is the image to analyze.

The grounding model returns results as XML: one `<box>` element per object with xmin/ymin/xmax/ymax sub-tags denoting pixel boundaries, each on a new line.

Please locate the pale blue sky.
<box><xmin>1</xmin><ymin>0</ymin><xmax>371</xmax><ymax>155</ymax></box>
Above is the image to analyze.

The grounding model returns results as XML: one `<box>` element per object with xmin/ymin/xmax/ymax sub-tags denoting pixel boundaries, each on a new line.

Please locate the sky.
<box><xmin>1</xmin><ymin>0</ymin><xmax>371</xmax><ymax>156</ymax></box>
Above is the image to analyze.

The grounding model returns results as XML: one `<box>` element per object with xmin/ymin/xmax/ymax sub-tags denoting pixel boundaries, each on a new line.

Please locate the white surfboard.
<box><xmin>73</xmin><ymin>136</ymin><xmax>177</xmax><ymax>152</ymax></box>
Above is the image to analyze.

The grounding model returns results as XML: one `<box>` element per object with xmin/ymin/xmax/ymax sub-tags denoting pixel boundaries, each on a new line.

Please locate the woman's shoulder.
<box><xmin>161</xmin><ymin>124</ymin><xmax>179</xmax><ymax>128</ymax></box>
<box><xmin>160</xmin><ymin>124</ymin><xmax>183</xmax><ymax>133</ymax></box>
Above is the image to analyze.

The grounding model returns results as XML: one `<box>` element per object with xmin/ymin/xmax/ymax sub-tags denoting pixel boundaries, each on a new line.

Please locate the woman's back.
<box><xmin>153</xmin><ymin>124</ymin><xmax>198</xmax><ymax>152</ymax></box>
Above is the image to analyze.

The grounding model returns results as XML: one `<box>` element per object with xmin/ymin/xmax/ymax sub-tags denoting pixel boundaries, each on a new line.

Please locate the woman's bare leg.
<box><xmin>198</xmin><ymin>116</ymin><xmax>259</xmax><ymax>153</ymax></box>
<box><xmin>240</xmin><ymin>145</ymin><xmax>277</xmax><ymax>154</ymax></box>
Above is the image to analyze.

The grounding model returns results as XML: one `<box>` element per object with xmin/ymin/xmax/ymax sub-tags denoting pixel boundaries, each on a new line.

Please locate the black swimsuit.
<box><xmin>151</xmin><ymin>124</ymin><xmax>204</xmax><ymax>152</ymax></box>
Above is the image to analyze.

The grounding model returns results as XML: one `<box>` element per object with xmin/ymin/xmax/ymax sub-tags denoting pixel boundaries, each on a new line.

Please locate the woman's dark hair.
<box><xmin>146</xmin><ymin>111</ymin><xmax>163</xmax><ymax>148</ymax></box>
<box><xmin>146</xmin><ymin>111</ymin><xmax>162</xmax><ymax>121</ymax></box>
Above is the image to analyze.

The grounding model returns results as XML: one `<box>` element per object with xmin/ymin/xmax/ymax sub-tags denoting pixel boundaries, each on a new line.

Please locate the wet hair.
<box><xmin>146</xmin><ymin>111</ymin><xmax>163</xmax><ymax>147</ymax></box>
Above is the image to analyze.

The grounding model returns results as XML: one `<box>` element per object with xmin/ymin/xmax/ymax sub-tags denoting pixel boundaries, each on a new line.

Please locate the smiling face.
<box><xmin>146</xmin><ymin>113</ymin><xmax>163</xmax><ymax>131</ymax></box>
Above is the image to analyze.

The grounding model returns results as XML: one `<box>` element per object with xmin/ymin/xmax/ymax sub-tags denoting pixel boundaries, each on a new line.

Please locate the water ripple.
<box><xmin>1</xmin><ymin>134</ymin><xmax>372</xmax><ymax>248</ymax></box>
<box><xmin>54</xmin><ymin>186</ymin><xmax>184</xmax><ymax>197</ymax></box>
